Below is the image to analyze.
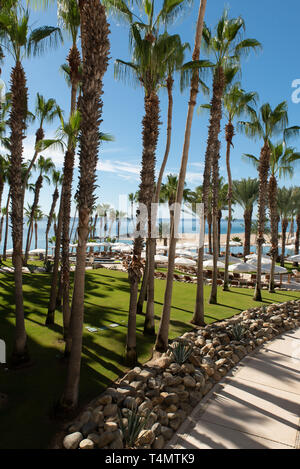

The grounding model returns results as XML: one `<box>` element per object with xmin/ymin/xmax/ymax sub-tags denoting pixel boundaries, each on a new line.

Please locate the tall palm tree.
<box><xmin>200</xmin><ymin>10</ymin><xmax>261</xmax><ymax>305</ymax></box>
<box><xmin>232</xmin><ymin>178</ymin><xmax>259</xmax><ymax>259</ymax></box>
<box><xmin>45</xmin><ymin>169</ymin><xmax>62</xmax><ymax>261</ymax></box>
<box><xmin>293</xmin><ymin>187</ymin><xmax>300</xmax><ymax>257</ymax></box>
<box><xmin>146</xmin><ymin>34</ymin><xmax>190</xmax><ymax>336</ymax></box>
<box><xmin>0</xmin><ymin>5</ymin><xmax>62</xmax><ymax>365</ymax></box>
<box><xmin>24</xmin><ymin>156</ymin><xmax>54</xmax><ymax>264</ymax></box>
<box><xmin>222</xmin><ymin>84</ymin><xmax>258</xmax><ymax>291</ymax></box>
<box><xmin>154</xmin><ymin>0</ymin><xmax>208</xmax><ymax>352</ymax></box>
<box><xmin>239</xmin><ymin>102</ymin><xmax>296</xmax><ymax>300</ymax></box>
<box><xmin>22</xmin><ymin>93</ymin><xmax>61</xmax><ymax>201</ymax></box>
<box><xmin>60</xmin><ymin>0</ymin><xmax>110</xmax><ymax>410</ymax></box>
<box><xmin>0</xmin><ymin>206</ymin><xmax>6</xmax><ymax>243</ymax></box>
<box><xmin>277</xmin><ymin>186</ymin><xmax>294</xmax><ymax>267</ymax></box>
<box><xmin>110</xmin><ymin>0</ymin><xmax>193</xmax><ymax>363</ymax></box>
<box><xmin>32</xmin><ymin>206</ymin><xmax>44</xmax><ymax>249</ymax></box>
<box><xmin>244</xmin><ymin>142</ymin><xmax>300</xmax><ymax>291</ymax></box>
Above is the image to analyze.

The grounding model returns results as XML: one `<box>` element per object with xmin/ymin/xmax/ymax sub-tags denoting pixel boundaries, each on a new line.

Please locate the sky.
<box><xmin>1</xmin><ymin>0</ymin><xmax>300</xmax><ymax>220</ymax></box>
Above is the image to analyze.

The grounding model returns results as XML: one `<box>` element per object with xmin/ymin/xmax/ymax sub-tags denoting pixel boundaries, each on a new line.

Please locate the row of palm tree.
<box><xmin>1</xmin><ymin>0</ymin><xmax>300</xmax><ymax>415</ymax></box>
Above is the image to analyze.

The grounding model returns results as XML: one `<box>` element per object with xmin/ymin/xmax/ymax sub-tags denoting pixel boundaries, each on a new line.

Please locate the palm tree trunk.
<box><xmin>45</xmin><ymin>189</ymin><xmax>63</xmax><ymax>325</ymax></box>
<box><xmin>192</xmin><ymin>241</ymin><xmax>205</xmax><ymax>325</ymax></box>
<box><xmin>155</xmin><ymin>0</ymin><xmax>207</xmax><ymax>352</ymax></box>
<box><xmin>0</xmin><ymin>214</ymin><xmax>4</xmax><ymax>243</ymax></box>
<box><xmin>24</xmin><ymin>175</ymin><xmax>43</xmax><ymax>264</ymax></box>
<box><xmin>126</xmin><ymin>90</ymin><xmax>160</xmax><ymax>364</ymax></box>
<box><xmin>142</xmin><ymin>75</ymin><xmax>174</xmax><ymax>328</ymax></box>
<box><xmin>243</xmin><ymin>207</ymin><xmax>252</xmax><ymax>259</ymax></box>
<box><xmin>208</xmin><ymin>65</ymin><xmax>226</xmax><ymax>305</ymax></box>
<box><xmin>207</xmin><ymin>212</ymin><xmax>212</xmax><ymax>254</ymax></box>
<box><xmin>295</xmin><ymin>214</ymin><xmax>300</xmax><ymax>255</ymax></box>
<box><xmin>268</xmin><ymin>175</ymin><xmax>278</xmax><ymax>293</ymax></box>
<box><xmin>61</xmin><ymin>148</ymin><xmax>76</xmax><ymax>340</ymax></box>
<box><xmin>254</xmin><ymin>140</ymin><xmax>270</xmax><ymax>301</ymax></box>
<box><xmin>281</xmin><ymin>218</ymin><xmax>288</xmax><ymax>267</ymax></box>
<box><xmin>223</xmin><ymin>121</ymin><xmax>234</xmax><ymax>291</ymax></box>
<box><xmin>2</xmin><ymin>189</ymin><xmax>10</xmax><ymax>259</ymax></box>
<box><xmin>61</xmin><ymin>0</ymin><xmax>110</xmax><ymax>409</ymax></box>
<box><xmin>9</xmin><ymin>61</ymin><xmax>29</xmax><ymax>365</ymax></box>
<box><xmin>136</xmin><ymin>246</ymin><xmax>149</xmax><ymax>315</ymax></box>
<box><xmin>61</xmin><ymin>44</ymin><xmax>81</xmax><ymax>342</ymax></box>
<box><xmin>45</xmin><ymin>187</ymin><xmax>59</xmax><ymax>261</ymax></box>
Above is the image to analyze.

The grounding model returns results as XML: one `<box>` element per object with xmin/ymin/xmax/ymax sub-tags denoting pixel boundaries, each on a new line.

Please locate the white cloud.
<box><xmin>185</xmin><ymin>172</ymin><xmax>203</xmax><ymax>184</ymax></box>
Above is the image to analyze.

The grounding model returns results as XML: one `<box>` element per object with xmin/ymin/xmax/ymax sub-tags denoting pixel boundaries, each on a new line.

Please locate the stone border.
<box><xmin>60</xmin><ymin>299</ymin><xmax>300</xmax><ymax>450</ymax></box>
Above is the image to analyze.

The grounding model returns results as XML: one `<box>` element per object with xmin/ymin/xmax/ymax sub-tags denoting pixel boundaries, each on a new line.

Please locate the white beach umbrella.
<box><xmin>286</xmin><ymin>254</ymin><xmax>300</xmax><ymax>262</ymax></box>
<box><xmin>175</xmin><ymin>257</ymin><xmax>197</xmax><ymax>266</ymax></box>
<box><xmin>203</xmin><ymin>259</ymin><xmax>225</xmax><ymax>269</ymax></box>
<box><xmin>286</xmin><ymin>244</ymin><xmax>295</xmax><ymax>250</ymax></box>
<box><xmin>86</xmin><ymin>242</ymin><xmax>103</xmax><ymax>247</ymax></box>
<box><xmin>176</xmin><ymin>249</ymin><xmax>190</xmax><ymax>256</ymax></box>
<box><xmin>5</xmin><ymin>248</ymin><xmax>14</xmax><ymax>253</ymax></box>
<box><xmin>262</xmin><ymin>243</ymin><xmax>272</xmax><ymax>247</ymax></box>
<box><xmin>157</xmin><ymin>245</ymin><xmax>169</xmax><ymax>251</ymax></box>
<box><xmin>261</xmin><ymin>263</ymin><xmax>287</xmax><ymax>274</ymax></box>
<box><xmin>218</xmin><ymin>255</ymin><xmax>243</xmax><ymax>264</ymax></box>
<box><xmin>246</xmin><ymin>254</ymin><xmax>272</xmax><ymax>264</ymax></box>
<box><xmin>29</xmin><ymin>248</ymin><xmax>46</xmax><ymax>254</ymax></box>
<box><xmin>118</xmin><ymin>245</ymin><xmax>132</xmax><ymax>253</ymax></box>
<box><xmin>220</xmin><ymin>240</ymin><xmax>242</xmax><ymax>247</ymax></box>
<box><xmin>183</xmin><ymin>242</ymin><xmax>197</xmax><ymax>248</ymax></box>
<box><xmin>176</xmin><ymin>243</ymin><xmax>185</xmax><ymax>249</ymax></box>
<box><xmin>154</xmin><ymin>254</ymin><xmax>168</xmax><ymax>263</ymax></box>
<box><xmin>229</xmin><ymin>263</ymin><xmax>257</xmax><ymax>273</ymax></box>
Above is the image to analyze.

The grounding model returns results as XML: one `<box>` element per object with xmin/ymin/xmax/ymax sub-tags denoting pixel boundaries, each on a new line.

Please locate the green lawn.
<box><xmin>1</xmin><ymin>267</ymin><xmax>300</xmax><ymax>449</ymax></box>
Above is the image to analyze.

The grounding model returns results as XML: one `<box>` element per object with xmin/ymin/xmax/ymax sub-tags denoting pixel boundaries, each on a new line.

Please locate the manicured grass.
<box><xmin>1</xmin><ymin>267</ymin><xmax>300</xmax><ymax>449</ymax></box>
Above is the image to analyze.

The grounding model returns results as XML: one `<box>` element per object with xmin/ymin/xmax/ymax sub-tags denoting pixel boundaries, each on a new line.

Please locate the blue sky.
<box><xmin>1</xmin><ymin>0</ymin><xmax>300</xmax><ymax>219</ymax></box>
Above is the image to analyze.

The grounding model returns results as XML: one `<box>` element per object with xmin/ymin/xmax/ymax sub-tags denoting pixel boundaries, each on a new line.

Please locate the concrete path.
<box><xmin>167</xmin><ymin>329</ymin><xmax>300</xmax><ymax>449</ymax></box>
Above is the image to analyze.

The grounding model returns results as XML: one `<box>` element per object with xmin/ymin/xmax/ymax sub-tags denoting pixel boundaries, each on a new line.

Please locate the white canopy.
<box><xmin>229</xmin><ymin>263</ymin><xmax>257</xmax><ymax>273</ymax></box>
<box><xmin>175</xmin><ymin>257</ymin><xmax>197</xmax><ymax>266</ymax></box>
<box><xmin>220</xmin><ymin>240</ymin><xmax>242</xmax><ymax>247</ymax></box>
<box><xmin>86</xmin><ymin>242</ymin><xmax>103</xmax><ymax>247</ymax></box>
<box><xmin>203</xmin><ymin>259</ymin><xmax>225</xmax><ymax>269</ymax></box>
<box><xmin>218</xmin><ymin>255</ymin><xmax>243</xmax><ymax>264</ymax></box>
<box><xmin>246</xmin><ymin>254</ymin><xmax>272</xmax><ymax>264</ymax></box>
<box><xmin>154</xmin><ymin>254</ymin><xmax>168</xmax><ymax>263</ymax></box>
<box><xmin>286</xmin><ymin>254</ymin><xmax>300</xmax><ymax>262</ymax></box>
<box><xmin>29</xmin><ymin>248</ymin><xmax>46</xmax><ymax>254</ymax></box>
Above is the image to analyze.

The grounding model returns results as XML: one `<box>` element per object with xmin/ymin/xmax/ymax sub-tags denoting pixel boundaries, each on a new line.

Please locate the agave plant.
<box><xmin>170</xmin><ymin>341</ymin><xmax>193</xmax><ymax>365</ymax></box>
<box><xmin>118</xmin><ymin>406</ymin><xmax>150</xmax><ymax>449</ymax></box>
<box><xmin>230</xmin><ymin>323</ymin><xmax>246</xmax><ymax>341</ymax></box>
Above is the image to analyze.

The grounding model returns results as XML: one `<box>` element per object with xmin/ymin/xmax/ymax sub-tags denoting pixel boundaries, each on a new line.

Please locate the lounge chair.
<box><xmin>292</xmin><ymin>270</ymin><xmax>300</xmax><ymax>282</ymax></box>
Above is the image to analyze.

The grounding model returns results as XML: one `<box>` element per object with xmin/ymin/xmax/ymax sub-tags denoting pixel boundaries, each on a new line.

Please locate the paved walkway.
<box><xmin>167</xmin><ymin>329</ymin><xmax>300</xmax><ymax>449</ymax></box>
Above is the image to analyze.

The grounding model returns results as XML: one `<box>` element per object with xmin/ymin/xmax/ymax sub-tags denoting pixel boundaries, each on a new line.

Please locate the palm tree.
<box><xmin>277</xmin><ymin>187</ymin><xmax>294</xmax><ymax>267</ymax></box>
<box><xmin>239</xmin><ymin>101</ymin><xmax>297</xmax><ymax>300</ymax></box>
<box><xmin>0</xmin><ymin>5</ymin><xmax>62</xmax><ymax>365</ymax></box>
<box><xmin>186</xmin><ymin>185</ymin><xmax>205</xmax><ymax>325</ymax></box>
<box><xmin>217</xmin><ymin>177</ymin><xmax>228</xmax><ymax>255</ymax></box>
<box><xmin>222</xmin><ymin>84</ymin><xmax>258</xmax><ymax>291</ymax></box>
<box><xmin>244</xmin><ymin>142</ymin><xmax>300</xmax><ymax>291</ymax></box>
<box><xmin>44</xmin><ymin>111</ymin><xmax>81</xmax><ymax>326</ymax></box>
<box><xmin>200</xmin><ymin>10</ymin><xmax>261</xmax><ymax>306</ymax></box>
<box><xmin>33</xmin><ymin>206</ymin><xmax>44</xmax><ymax>249</ymax></box>
<box><xmin>110</xmin><ymin>0</ymin><xmax>193</xmax><ymax>363</ymax></box>
<box><xmin>293</xmin><ymin>187</ymin><xmax>300</xmax><ymax>257</ymax></box>
<box><xmin>24</xmin><ymin>156</ymin><xmax>54</xmax><ymax>264</ymax></box>
<box><xmin>155</xmin><ymin>0</ymin><xmax>208</xmax><ymax>353</ymax></box>
<box><xmin>115</xmin><ymin>210</ymin><xmax>126</xmax><ymax>239</ymax></box>
<box><xmin>23</xmin><ymin>93</ymin><xmax>61</xmax><ymax>201</ymax></box>
<box><xmin>146</xmin><ymin>34</ymin><xmax>190</xmax><ymax>334</ymax></box>
<box><xmin>232</xmin><ymin>178</ymin><xmax>259</xmax><ymax>259</ymax></box>
<box><xmin>45</xmin><ymin>169</ymin><xmax>62</xmax><ymax>261</ymax></box>
<box><xmin>60</xmin><ymin>0</ymin><xmax>110</xmax><ymax>410</ymax></box>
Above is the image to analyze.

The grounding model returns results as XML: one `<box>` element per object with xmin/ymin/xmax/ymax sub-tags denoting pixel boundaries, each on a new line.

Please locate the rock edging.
<box><xmin>61</xmin><ymin>299</ymin><xmax>300</xmax><ymax>450</ymax></box>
